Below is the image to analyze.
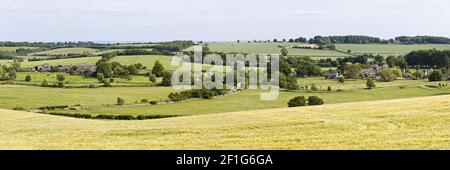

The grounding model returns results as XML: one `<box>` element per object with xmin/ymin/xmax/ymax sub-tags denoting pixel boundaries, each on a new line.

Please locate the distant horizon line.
<box><xmin>1</xmin><ymin>35</ymin><xmax>450</xmax><ymax>44</ymax></box>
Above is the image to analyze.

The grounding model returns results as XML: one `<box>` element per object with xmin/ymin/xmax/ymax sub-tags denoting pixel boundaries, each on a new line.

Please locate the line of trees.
<box><xmin>395</xmin><ymin>36</ymin><xmax>450</xmax><ymax>44</ymax></box>
<box><xmin>405</xmin><ymin>49</ymin><xmax>450</xmax><ymax>69</ymax></box>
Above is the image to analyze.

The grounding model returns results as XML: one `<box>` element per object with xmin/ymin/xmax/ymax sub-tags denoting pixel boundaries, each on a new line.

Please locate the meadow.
<box><xmin>0</xmin><ymin>95</ymin><xmax>448</xmax><ymax>149</ymax></box>
<box><xmin>335</xmin><ymin>44</ymin><xmax>450</xmax><ymax>56</ymax></box>
<box><xmin>0</xmin><ymin>85</ymin><xmax>180</xmax><ymax>110</ymax></box>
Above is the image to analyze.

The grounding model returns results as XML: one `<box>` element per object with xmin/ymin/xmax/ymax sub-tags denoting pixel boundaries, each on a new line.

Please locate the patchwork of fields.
<box><xmin>0</xmin><ymin>44</ymin><xmax>449</xmax><ymax>149</ymax></box>
<box><xmin>207</xmin><ymin>42</ymin><xmax>349</xmax><ymax>58</ymax></box>
<box><xmin>0</xmin><ymin>95</ymin><xmax>448</xmax><ymax>149</ymax></box>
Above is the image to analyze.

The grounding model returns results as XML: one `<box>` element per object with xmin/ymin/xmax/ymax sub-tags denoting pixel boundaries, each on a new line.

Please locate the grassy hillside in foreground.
<box><xmin>0</xmin><ymin>95</ymin><xmax>448</xmax><ymax>149</ymax></box>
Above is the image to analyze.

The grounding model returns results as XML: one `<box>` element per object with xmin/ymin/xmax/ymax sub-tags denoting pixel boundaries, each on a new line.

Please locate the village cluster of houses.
<box><xmin>22</xmin><ymin>63</ymin><xmax>97</xmax><ymax>76</ymax></box>
<box><xmin>324</xmin><ymin>64</ymin><xmax>437</xmax><ymax>80</ymax></box>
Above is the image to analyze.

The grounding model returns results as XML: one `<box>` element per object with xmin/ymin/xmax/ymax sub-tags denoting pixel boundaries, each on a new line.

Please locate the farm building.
<box><xmin>32</xmin><ymin>63</ymin><xmax>52</xmax><ymax>72</ymax></box>
<box><xmin>362</xmin><ymin>64</ymin><xmax>382</xmax><ymax>78</ymax></box>
<box><xmin>31</xmin><ymin>64</ymin><xmax>96</xmax><ymax>76</ymax></box>
<box><xmin>324</xmin><ymin>71</ymin><xmax>339</xmax><ymax>79</ymax></box>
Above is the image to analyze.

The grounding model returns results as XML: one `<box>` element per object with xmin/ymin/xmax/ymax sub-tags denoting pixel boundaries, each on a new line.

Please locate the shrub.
<box><xmin>392</xmin><ymin>68</ymin><xmax>403</xmax><ymax>78</ymax></box>
<box><xmin>287</xmin><ymin>96</ymin><xmax>307</xmax><ymax>107</ymax></box>
<box><xmin>149</xmin><ymin>101</ymin><xmax>158</xmax><ymax>105</ymax></box>
<box><xmin>25</xmin><ymin>75</ymin><xmax>32</xmax><ymax>82</ymax></box>
<box><xmin>103</xmin><ymin>81</ymin><xmax>112</xmax><ymax>87</ymax></box>
<box><xmin>117</xmin><ymin>97</ymin><xmax>125</xmax><ymax>105</ymax></box>
<box><xmin>13</xmin><ymin>106</ymin><xmax>25</xmax><ymax>111</ymax></box>
<box><xmin>41</xmin><ymin>79</ymin><xmax>49</xmax><ymax>87</ymax></box>
<box><xmin>57</xmin><ymin>81</ymin><xmax>65</xmax><ymax>88</ymax></box>
<box><xmin>338</xmin><ymin>76</ymin><xmax>345</xmax><ymax>83</ymax></box>
<box><xmin>160</xmin><ymin>71</ymin><xmax>172</xmax><ymax>86</ymax></box>
<box><xmin>428</xmin><ymin>70</ymin><xmax>443</xmax><ymax>82</ymax></box>
<box><xmin>95</xmin><ymin>114</ymin><xmax>116</xmax><ymax>119</ymax></box>
<box><xmin>412</xmin><ymin>70</ymin><xmax>425</xmax><ymax>80</ymax></box>
<box><xmin>96</xmin><ymin>73</ymin><xmax>104</xmax><ymax>82</ymax></box>
<box><xmin>286</xmin><ymin>76</ymin><xmax>299</xmax><ymax>90</ymax></box>
<box><xmin>327</xmin><ymin>86</ymin><xmax>332</xmax><ymax>91</ymax></box>
<box><xmin>310</xmin><ymin>84</ymin><xmax>318</xmax><ymax>91</ymax></box>
<box><xmin>308</xmin><ymin>96</ymin><xmax>324</xmax><ymax>105</ymax></box>
<box><xmin>114</xmin><ymin>115</ymin><xmax>136</xmax><ymax>120</ymax></box>
<box><xmin>366</xmin><ymin>78</ymin><xmax>376</xmax><ymax>89</ymax></box>
<box><xmin>141</xmin><ymin>99</ymin><xmax>149</xmax><ymax>103</ymax></box>
<box><xmin>109</xmin><ymin>78</ymin><xmax>115</xmax><ymax>83</ymax></box>
<box><xmin>88</xmin><ymin>83</ymin><xmax>96</xmax><ymax>88</ymax></box>
<box><xmin>379</xmin><ymin>68</ymin><xmax>395</xmax><ymax>82</ymax></box>
<box><xmin>39</xmin><ymin>105</ymin><xmax>69</xmax><ymax>110</ymax></box>
<box><xmin>149</xmin><ymin>74</ymin><xmax>157</xmax><ymax>83</ymax></box>
<box><xmin>56</xmin><ymin>74</ymin><xmax>65</xmax><ymax>82</ymax></box>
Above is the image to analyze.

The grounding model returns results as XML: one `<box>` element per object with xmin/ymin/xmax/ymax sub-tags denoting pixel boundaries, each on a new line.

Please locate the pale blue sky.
<box><xmin>1</xmin><ymin>0</ymin><xmax>450</xmax><ymax>42</ymax></box>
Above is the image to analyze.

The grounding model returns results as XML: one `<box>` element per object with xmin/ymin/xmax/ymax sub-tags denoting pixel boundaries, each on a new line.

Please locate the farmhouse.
<box><xmin>362</xmin><ymin>64</ymin><xmax>382</xmax><ymax>78</ymax></box>
<box><xmin>324</xmin><ymin>70</ymin><xmax>339</xmax><ymax>79</ymax></box>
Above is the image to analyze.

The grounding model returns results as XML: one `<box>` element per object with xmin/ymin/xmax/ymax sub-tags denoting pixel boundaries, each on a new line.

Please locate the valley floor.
<box><xmin>0</xmin><ymin>95</ymin><xmax>449</xmax><ymax>150</ymax></box>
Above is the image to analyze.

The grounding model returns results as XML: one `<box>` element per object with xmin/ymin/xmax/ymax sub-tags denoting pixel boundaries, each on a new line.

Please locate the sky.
<box><xmin>1</xmin><ymin>0</ymin><xmax>450</xmax><ymax>42</ymax></box>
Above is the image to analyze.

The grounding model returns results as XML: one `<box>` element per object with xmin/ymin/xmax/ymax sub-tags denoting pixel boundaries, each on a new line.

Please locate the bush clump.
<box><xmin>288</xmin><ymin>96</ymin><xmax>325</xmax><ymax>107</ymax></box>
<box><xmin>308</xmin><ymin>96</ymin><xmax>324</xmax><ymax>105</ymax></box>
<box><xmin>117</xmin><ymin>97</ymin><xmax>125</xmax><ymax>105</ymax></box>
<box><xmin>287</xmin><ymin>96</ymin><xmax>307</xmax><ymax>107</ymax></box>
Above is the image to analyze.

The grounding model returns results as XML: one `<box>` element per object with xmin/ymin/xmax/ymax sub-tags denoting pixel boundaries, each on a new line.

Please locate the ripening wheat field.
<box><xmin>0</xmin><ymin>95</ymin><xmax>449</xmax><ymax>150</ymax></box>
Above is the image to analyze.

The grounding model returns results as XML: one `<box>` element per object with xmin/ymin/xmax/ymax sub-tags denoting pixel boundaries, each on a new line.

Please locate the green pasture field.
<box><xmin>0</xmin><ymin>85</ymin><xmax>180</xmax><ymax>110</ymax></box>
<box><xmin>0</xmin><ymin>95</ymin><xmax>449</xmax><ymax>149</ymax></box>
<box><xmin>335</xmin><ymin>44</ymin><xmax>450</xmax><ymax>56</ymax></box>
<box><xmin>10</xmin><ymin>72</ymin><xmax>159</xmax><ymax>87</ymax></box>
<box><xmin>47</xmin><ymin>79</ymin><xmax>449</xmax><ymax>117</ymax></box>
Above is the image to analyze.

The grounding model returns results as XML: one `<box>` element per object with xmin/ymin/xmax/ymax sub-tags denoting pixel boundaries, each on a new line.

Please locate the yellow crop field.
<box><xmin>0</xmin><ymin>95</ymin><xmax>448</xmax><ymax>150</ymax></box>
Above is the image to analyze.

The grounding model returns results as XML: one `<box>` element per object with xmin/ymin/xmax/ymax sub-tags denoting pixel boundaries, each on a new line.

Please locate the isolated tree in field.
<box><xmin>428</xmin><ymin>70</ymin><xmax>443</xmax><ymax>82</ymax></box>
<box><xmin>308</xmin><ymin>96</ymin><xmax>324</xmax><ymax>105</ymax></box>
<box><xmin>287</xmin><ymin>96</ymin><xmax>307</xmax><ymax>107</ymax></box>
<box><xmin>25</xmin><ymin>75</ymin><xmax>32</xmax><ymax>82</ymax></box>
<box><xmin>117</xmin><ymin>97</ymin><xmax>125</xmax><ymax>105</ymax></box>
<box><xmin>366</xmin><ymin>78</ymin><xmax>376</xmax><ymax>89</ymax></box>
<box><xmin>149</xmin><ymin>74</ymin><xmax>157</xmax><ymax>84</ymax></box>
<box><xmin>338</xmin><ymin>76</ymin><xmax>345</xmax><ymax>83</ymax></box>
<box><xmin>281</xmin><ymin>47</ymin><xmax>289</xmax><ymax>56</ymax></box>
<box><xmin>152</xmin><ymin>61</ymin><xmax>165</xmax><ymax>77</ymax></box>
<box><xmin>344</xmin><ymin>64</ymin><xmax>362</xmax><ymax>79</ymax></box>
<box><xmin>160</xmin><ymin>71</ymin><xmax>172</xmax><ymax>86</ymax></box>
<box><xmin>96</xmin><ymin>73</ymin><xmax>105</xmax><ymax>82</ymax></box>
